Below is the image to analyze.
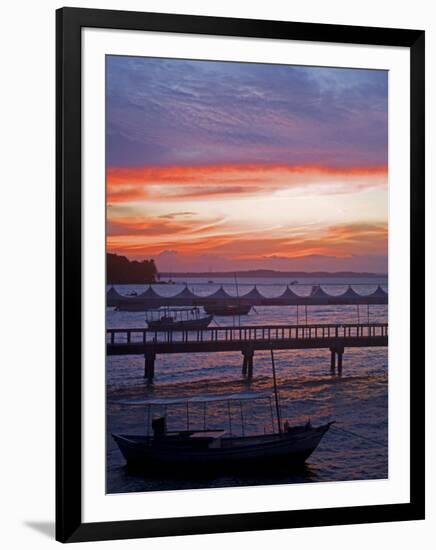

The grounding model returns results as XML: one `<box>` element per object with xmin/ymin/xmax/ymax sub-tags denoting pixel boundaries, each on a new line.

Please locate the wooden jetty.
<box><xmin>107</xmin><ymin>322</ymin><xmax>388</xmax><ymax>382</ymax></box>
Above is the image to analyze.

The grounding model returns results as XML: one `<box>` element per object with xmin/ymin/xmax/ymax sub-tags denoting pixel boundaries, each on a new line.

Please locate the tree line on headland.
<box><xmin>107</xmin><ymin>253</ymin><xmax>158</xmax><ymax>284</ymax></box>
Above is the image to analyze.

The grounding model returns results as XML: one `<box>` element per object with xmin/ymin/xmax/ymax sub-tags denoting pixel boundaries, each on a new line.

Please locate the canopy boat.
<box><xmin>113</xmin><ymin>416</ymin><xmax>332</xmax><ymax>471</ymax></box>
<box><xmin>203</xmin><ymin>303</ymin><xmax>252</xmax><ymax>316</ymax></box>
<box><xmin>204</xmin><ymin>276</ymin><xmax>252</xmax><ymax>316</ymax></box>
<box><xmin>116</xmin><ymin>302</ymin><xmax>159</xmax><ymax>312</ymax></box>
<box><xmin>146</xmin><ymin>307</ymin><xmax>213</xmax><ymax>330</ymax></box>
<box><xmin>112</xmin><ymin>352</ymin><xmax>333</xmax><ymax>472</ymax></box>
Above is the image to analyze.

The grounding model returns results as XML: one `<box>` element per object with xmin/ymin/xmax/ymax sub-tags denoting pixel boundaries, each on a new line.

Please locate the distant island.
<box><xmin>107</xmin><ymin>254</ymin><xmax>387</xmax><ymax>284</ymax></box>
<box><xmin>159</xmin><ymin>270</ymin><xmax>387</xmax><ymax>279</ymax></box>
<box><xmin>107</xmin><ymin>253</ymin><xmax>158</xmax><ymax>284</ymax></box>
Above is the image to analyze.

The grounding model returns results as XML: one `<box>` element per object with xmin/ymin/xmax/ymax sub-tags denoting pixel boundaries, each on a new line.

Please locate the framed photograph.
<box><xmin>56</xmin><ymin>7</ymin><xmax>425</xmax><ymax>543</ymax></box>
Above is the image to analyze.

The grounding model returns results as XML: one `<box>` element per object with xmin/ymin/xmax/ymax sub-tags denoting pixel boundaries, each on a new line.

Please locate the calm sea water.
<box><xmin>106</xmin><ymin>277</ymin><xmax>388</xmax><ymax>494</ymax></box>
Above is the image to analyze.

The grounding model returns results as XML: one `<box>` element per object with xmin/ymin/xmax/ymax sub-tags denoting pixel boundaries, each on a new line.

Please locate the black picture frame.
<box><xmin>56</xmin><ymin>7</ymin><xmax>425</xmax><ymax>543</ymax></box>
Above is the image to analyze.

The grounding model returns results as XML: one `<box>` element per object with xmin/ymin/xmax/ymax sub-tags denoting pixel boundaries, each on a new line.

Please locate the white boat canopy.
<box><xmin>112</xmin><ymin>391</ymin><xmax>272</xmax><ymax>407</ymax></box>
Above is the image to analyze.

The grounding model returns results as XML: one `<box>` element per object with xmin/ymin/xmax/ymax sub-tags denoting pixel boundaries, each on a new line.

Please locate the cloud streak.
<box><xmin>107</xmin><ymin>163</ymin><xmax>387</xmax><ymax>204</ymax></box>
<box><xmin>107</xmin><ymin>218</ymin><xmax>388</xmax><ymax>264</ymax></box>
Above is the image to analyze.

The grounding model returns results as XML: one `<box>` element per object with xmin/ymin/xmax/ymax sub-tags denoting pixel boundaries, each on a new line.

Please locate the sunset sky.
<box><xmin>106</xmin><ymin>56</ymin><xmax>388</xmax><ymax>273</ymax></box>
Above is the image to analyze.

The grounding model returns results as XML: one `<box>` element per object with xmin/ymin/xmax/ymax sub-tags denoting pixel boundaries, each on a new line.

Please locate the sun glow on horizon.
<box><xmin>106</xmin><ymin>57</ymin><xmax>388</xmax><ymax>272</ymax></box>
<box><xmin>106</xmin><ymin>163</ymin><xmax>388</xmax><ymax>271</ymax></box>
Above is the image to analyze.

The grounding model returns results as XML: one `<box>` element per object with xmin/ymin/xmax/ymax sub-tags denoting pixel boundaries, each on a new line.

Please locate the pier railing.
<box><xmin>107</xmin><ymin>322</ymin><xmax>388</xmax><ymax>380</ymax></box>
<box><xmin>107</xmin><ymin>322</ymin><xmax>388</xmax><ymax>346</ymax></box>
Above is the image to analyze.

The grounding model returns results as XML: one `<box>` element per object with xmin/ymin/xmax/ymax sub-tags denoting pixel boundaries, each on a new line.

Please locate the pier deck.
<box><xmin>107</xmin><ymin>322</ymin><xmax>388</xmax><ymax>381</ymax></box>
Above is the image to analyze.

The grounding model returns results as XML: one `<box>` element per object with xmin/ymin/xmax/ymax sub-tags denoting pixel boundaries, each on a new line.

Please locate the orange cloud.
<box><xmin>107</xmin><ymin>215</ymin><xmax>227</xmax><ymax>238</ymax></box>
<box><xmin>107</xmin><ymin>163</ymin><xmax>387</xmax><ymax>204</ymax></box>
<box><xmin>107</xmin><ymin>221</ymin><xmax>388</xmax><ymax>261</ymax></box>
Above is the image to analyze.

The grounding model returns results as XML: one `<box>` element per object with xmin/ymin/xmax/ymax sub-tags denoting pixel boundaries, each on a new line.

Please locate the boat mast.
<box><xmin>239</xmin><ymin>400</ymin><xmax>245</xmax><ymax>436</ymax></box>
<box><xmin>146</xmin><ymin>404</ymin><xmax>151</xmax><ymax>437</ymax></box>
<box><xmin>270</xmin><ymin>349</ymin><xmax>282</xmax><ymax>434</ymax></box>
<box><xmin>227</xmin><ymin>400</ymin><xmax>233</xmax><ymax>434</ymax></box>
<box><xmin>268</xmin><ymin>396</ymin><xmax>275</xmax><ymax>432</ymax></box>
<box><xmin>234</xmin><ymin>273</ymin><xmax>240</xmax><ymax>327</ymax></box>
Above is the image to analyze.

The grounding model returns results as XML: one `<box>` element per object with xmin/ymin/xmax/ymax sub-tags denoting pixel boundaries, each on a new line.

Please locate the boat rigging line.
<box><xmin>270</xmin><ymin>349</ymin><xmax>282</xmax><ymax>434</ymax></box>
<box><xmin>330</xmin><ymin>424</ymin><xmax>388</xmax><ymax>448</ymax></box>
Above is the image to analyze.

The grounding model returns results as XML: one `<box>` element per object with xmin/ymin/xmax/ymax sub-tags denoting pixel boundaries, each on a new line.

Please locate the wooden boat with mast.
<box><xmin>112</xmin><ymin>352</ymin><xmax>333</xmax><ymax>471</ymax></box>
<box><xmin>204</xmin><ymin>275</ymin><xmax>251</xmax><ymax>316</ymax></box>
<box><xmin>146</xmin><ymin>307</ymin><xmax>213</xmax><ymax>330</ymax></box>
<box><xmin>203</xmin><ymin>303</ymin><xmax>251</xmax><ymax>316</ymax></box>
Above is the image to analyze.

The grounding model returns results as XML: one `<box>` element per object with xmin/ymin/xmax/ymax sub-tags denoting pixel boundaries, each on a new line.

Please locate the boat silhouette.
<box><xmin>203</xmin><ymin>303</ymin><xmax>251</xmax><ymax>316</ymax></box>
<box><xmin>112</xmin><ymin>352</ymin><xmax>333</xmax><ymax>473</ymax></box>
<box><xmin>146</xmin><ymin>307</ymin><xmax>213</xmax><ymax>330</ymax></box>
<box><xmin>113</xmin><ymin>415</ymin><xmax>332</xmax><ymax>471</ymax></box>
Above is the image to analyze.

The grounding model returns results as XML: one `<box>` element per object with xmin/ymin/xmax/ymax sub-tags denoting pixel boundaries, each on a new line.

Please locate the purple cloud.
<box><xmin>106</xmin><ymin>56</ymin><xmax>387</xmax><ymax>168</ymax></box>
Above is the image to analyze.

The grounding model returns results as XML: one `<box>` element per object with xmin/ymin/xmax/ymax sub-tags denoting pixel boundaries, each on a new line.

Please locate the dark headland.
<box><xmin>107</xmin><ymin>253</ymin><xmax>158</xmax><ymax>284</ymax></box>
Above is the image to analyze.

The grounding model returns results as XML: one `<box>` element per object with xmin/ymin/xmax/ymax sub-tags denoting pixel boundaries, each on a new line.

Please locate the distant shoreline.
<box><xmin>159</xmin><ymin>271</ymin><xmax>388</xmax><ymax>279</ymax></box>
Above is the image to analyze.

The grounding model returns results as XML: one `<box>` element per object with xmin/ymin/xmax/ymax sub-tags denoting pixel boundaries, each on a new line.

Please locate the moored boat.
<box><xmin>113</xmin><ymin>419</ymin><xmax>332</xmax><ymax>471</ymax></box>
<box><xmin>204</xmin><ymin>303</ymin><xmax>252</xmax><ymax>316</ymax></box>
<box><xmin>112</xmin><ymin>351</ymin><xmax>334</xmax><ymax>473</ymax></box>
<box><xmin>146</xmin><ymin>307</ymin><xmax>213</xmax><ymax>330</ymax></box>
<box><xmin>116</xmin><ymin>303</ymin><xmax>159</xmax><ymax>312</ymax></box>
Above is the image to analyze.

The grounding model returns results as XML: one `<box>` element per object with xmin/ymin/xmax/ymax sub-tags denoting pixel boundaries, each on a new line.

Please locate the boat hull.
<box><xmin>113</xmin><ymin>424</ymin><xmax>331</xmax><ymax>472</ymax></box>
<box><xmin>203</xmin><ymin>304</ymin><xmax>252</xmax><ymax>316</ymax></box>
<box><xmin>116</xmin><ymin>303</ymin><xmax>159</xmax><ymax>312</ymax></box>
<box><xmin>147</xmin><ymin>314</ymin><xmax>213</xmax><ymax>330</ymax></box>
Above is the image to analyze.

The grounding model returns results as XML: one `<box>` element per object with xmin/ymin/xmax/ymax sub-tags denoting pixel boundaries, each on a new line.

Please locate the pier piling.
<box><xmin>337</xmin><ymin>349</ymin><xmax>343</xmax><ymax>375</ymax></box>
<box><xmin>329</xmin><ymin>344</ymin><xmax>344</xmax><ymax>375</ymax></box>
<box><xmin>144</xmin><ymin>352</ymin><xmax>156</xmax><ymax>383</ymax></box>
<box><xmin>242</xmin><ymin>349</ymin><xmax>254</xmax><ymax>379</ymax></box>
<box><xmin>330</xmin><ymin>348</ymin><xmax>336</xmax><ymax>373</ymax></box>
<box><xmin>247</xmin><ymin>351</ymin><xmax>254</xmax><ymax>379</ymax></box>
<box><xmin>241</xmin><ymin>354</ymin><xmax>248</xmax><ymax>377</ymax></box>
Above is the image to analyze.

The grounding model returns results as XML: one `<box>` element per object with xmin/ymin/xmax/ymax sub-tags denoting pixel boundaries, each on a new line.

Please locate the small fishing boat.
<box><xmin>115</xmin><ymin>303</ymin><xmax>159</xmax><ymax>312</ymax></box>
<box><xmin>146</xmin><ymin>307</ymin><xmax>213</xmax><ymax>330</ymax></box>
<box><xmin>112</xmin><ymin>352</ymin><xmax>333</xmax><ymax>472</ymax></box>
<box><xmin>113</xmin><ymin>418</ymin><xmax>332</xmax><ymax>471</ymax></box>
<box><xmin>204</xmin><ymin>303</ymin><xmax>252</xmax><ymax>316</ymax></box>
<box><xmin>204</xmin><ymin>275</ymin><xmax>251</xmax><ymax>316</ymax></box>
